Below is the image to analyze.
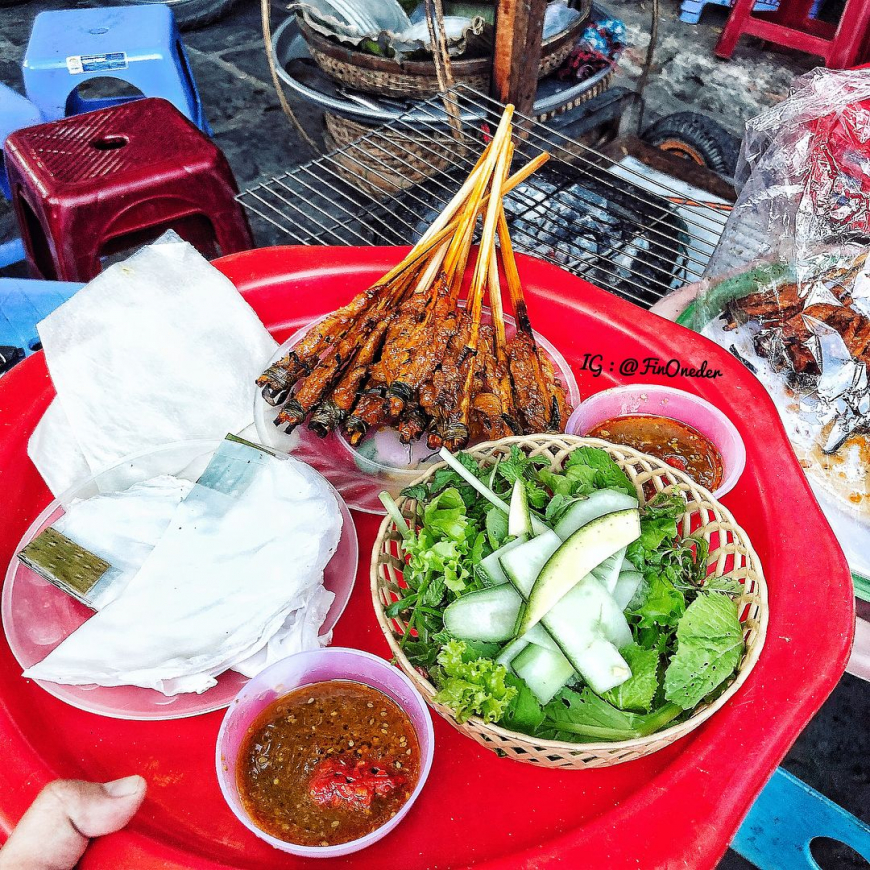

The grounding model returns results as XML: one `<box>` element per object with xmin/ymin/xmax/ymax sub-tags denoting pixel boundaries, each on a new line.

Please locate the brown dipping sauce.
<box><xmin>237</xmin><ymin>680</ymin><xmax>420</xmax><ymax>847</ymax></box>
<box><xmin>588</xmin><ymin>414</ymin><xmax>724</xmax><ymax>491</ymax></box>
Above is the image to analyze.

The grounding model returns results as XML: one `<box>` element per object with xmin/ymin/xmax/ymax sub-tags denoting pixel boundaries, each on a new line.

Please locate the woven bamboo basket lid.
<box><xmin>299</xmin><ymin>2</ymin><xmax>591</xmax><ymax>100</ymax></box>
<box><xmin>371</xmin><ymin>434</ymin><xmax>767</xmax><ymax>769</ymax></box>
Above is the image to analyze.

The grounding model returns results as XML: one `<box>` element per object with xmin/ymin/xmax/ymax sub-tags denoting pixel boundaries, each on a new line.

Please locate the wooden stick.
<box><xmin>496</xmin><ymin>203</ymin><xmax>535</xmax><ymax>340</ymax></box>
<box><xmin>468</xmin><ymin>131</ymin><xmax>512</xmax><ymax>331</ymax></box>
<box><xmin>378</xmin><ymin>149</ymin><xmax>548</xmax><ymax>288</ymax></box>
<box><xmin>443</xmin><ymin>107</ymin><xmax>515</xmax><ymax>294</ymax></box>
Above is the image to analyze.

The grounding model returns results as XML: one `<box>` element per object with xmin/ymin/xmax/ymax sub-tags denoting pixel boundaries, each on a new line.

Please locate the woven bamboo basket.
<box><xmin>300</xmin><ymin>2</ymin><xmax>591</xmax><ymax>100</ymax></box>
<box><xmin>371</xmin><ymin>434</ymin><xmax>768</xmax><ymax>769</ymax></box>
<box><xmin>324</xmin><ymin>113</ymin><xmax>466</xmax><ymax>197</ymax></box>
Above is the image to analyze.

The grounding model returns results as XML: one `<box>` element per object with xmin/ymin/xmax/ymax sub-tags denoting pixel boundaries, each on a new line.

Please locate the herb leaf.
<box><xmin>539</xmin><ymin>688</ymin><xmax>682</xmax><ymax>741</ymax></box>
<box><xmin>663</xmin><ymin>593</ymin><xmax>744</xmax><ymax>709</ymax></box>
<box><xmin>602</xmin><ymin>645</ymin><xmax>660</xmax><ymax>712</ymax></box>
<box><xmin>501</xmin><ymin>673</ymin><xmax>545</xmax><ymax>732</ymax></box>
<box><xmin>563</xmin><ymin>447</ymin><xmax>635</xmax><ymax>496</ymax></box>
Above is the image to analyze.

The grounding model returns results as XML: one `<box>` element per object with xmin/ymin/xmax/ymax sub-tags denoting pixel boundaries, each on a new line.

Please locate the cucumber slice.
<box><xmin>498</xmin><ymin>530</ymin><xmax>563</xmax><ymax>596</ymax></box>
<box><xmin>554</xmin><ymin>490</ymin><xmax>638</xmax><ymax>541</ymax></box>
<box><xmin>508</xmin><ymin>479</ymin><xmax>532</xmax><ymax>538</ymax></box>
<box><xmin>503</xmin><ymin>540</ymin><xmax>633</xmax><ymax>691</ymax></box>
<box><xmin>496</xmin><ymin>624</ymin><xmax>561</xmax><ymax>669</ymax></box>
<box><xmin>443</xmin><ymin>585</ymin><xmax>523</xmax><ymax>642</ymax></box>
<box><xmin>525</xmin><ymin>622</ymin><xmax>559</xmax><ymax>652</ymax></box>
<box><xmin>613</xmin><ymin>569</ymin><xmax>643</xmax><ymax>610</ymax></box>
<box><xmin>512</xmin><ymin>643</ymin><xmax>575</xmax><ymax>704</ymax></box>
<box><xmin>519</xmin><ymin>509</ymin><xmax>640</xmax><ymax>634</ymax></box>
<box><xmin>543</xmin><ymin>574</ymin><xmax>633</xmax><ymax>651</ymax></box>
<box><xmin>591</xmin><ymin>547</ymin><xmax>626</xmax><ymax>594</ymax></box>
<box><xmin>496</xmin><ymin>636</ymin><xmax>530</xmax><ymax>668</ymax></box>
<box><xmin>567</xmin><ymin>637</ymin><xmax>631</xmax><ymax>694</ymax></box>
<box><xmin>478</xmin><ymin>534</ymin><xmax>529</xmax><ymax>586</ymax></box>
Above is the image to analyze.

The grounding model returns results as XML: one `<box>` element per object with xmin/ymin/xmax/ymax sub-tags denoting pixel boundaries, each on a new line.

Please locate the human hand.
<box><xmin>0</xmin><ymin>776</ymin><xmax>146</xmax><ymax>870</ymax></box>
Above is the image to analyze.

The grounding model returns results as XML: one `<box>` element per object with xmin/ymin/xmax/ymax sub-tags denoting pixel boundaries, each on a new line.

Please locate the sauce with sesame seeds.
<box><xmin>237</xmin><ymin>680</ymin><xmax>420</xmax><ymax>847</ymax></box>
<box><xmin>588</xmin><ymin>415</ymin><xmax>724</xmax><ymax>491</ymax></box>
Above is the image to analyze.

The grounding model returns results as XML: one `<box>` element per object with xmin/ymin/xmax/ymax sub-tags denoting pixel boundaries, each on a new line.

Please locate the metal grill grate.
<box><xmin>238</xmin><ymin>84</ymin><xmax>731</xmax><ymax>309</ymax></box>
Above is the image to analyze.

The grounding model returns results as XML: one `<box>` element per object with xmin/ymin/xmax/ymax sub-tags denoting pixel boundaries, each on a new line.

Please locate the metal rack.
<box><xmin>237</xmin><ymin>85</ymin><xmax>731</xmax><ymax>309</ymax></box>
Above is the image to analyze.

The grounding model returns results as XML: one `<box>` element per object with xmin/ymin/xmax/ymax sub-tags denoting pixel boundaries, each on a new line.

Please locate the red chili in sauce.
<box><xmin>237</xmin><ymin>680</ymin><xmax>420</xmax><ymax>847</ymax></box>
<box><xmin>588</xmin><ymin>414</ymin><xmax>724</xmax><ymax>491</ymax></box>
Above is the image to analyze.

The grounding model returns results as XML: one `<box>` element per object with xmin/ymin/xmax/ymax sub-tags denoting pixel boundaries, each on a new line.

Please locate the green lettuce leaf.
<box><xmin>485</xmin><ymin>507</ymin><xmax>509</xmax><ymax>549</ymax></box>
<box><xmin>629</xmin><ymin>570</ymin><xmax>686</xmax><ymax>629</ymax></box>
<box><xmin>663</xmin><ymin>593</ymin><xmax>744</xmax><ymax>710</ymax></box>
<box><xmin>433</xmin><ymin>641</ymin><xmax>517</xmax><ymax>724</ymax></box>
<box><xmin>602</xmin><ymin>645</ymin><xmax>660</xmax><ymax>712</ymax></box>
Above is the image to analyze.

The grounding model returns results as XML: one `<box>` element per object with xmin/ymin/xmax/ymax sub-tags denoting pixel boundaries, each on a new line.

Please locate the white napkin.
<box><xmin>28</xmin><ymin>235</ymin><xmax>277</xmax><ymax>495</ymax></box>
<box><xmin>24</xmin><ymin>454</ymin><xmax>343</xmax><ymax>695</ymax></box>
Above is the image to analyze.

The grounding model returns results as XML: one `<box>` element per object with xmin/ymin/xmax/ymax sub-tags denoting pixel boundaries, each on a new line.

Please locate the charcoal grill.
<box><xmin>237</xmin><ymin>85</ymin><xmax>730</xmax><ymax>309</ymax></box>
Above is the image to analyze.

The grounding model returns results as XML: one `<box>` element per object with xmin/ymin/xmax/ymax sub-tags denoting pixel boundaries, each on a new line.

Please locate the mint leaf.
<box><xmin>603</xmin><ymin>645</ymin><xmax>660</xmax><ymax>712</ymax></box>
<box><xmin>664</xmin><ymin>593</ymin><xmax>744</xmax><ymax>710</ymax></box>
<box><xmin>563</xmin><ymin>447</ymin><xmax>635</xmax><ymax>496</ymax></box>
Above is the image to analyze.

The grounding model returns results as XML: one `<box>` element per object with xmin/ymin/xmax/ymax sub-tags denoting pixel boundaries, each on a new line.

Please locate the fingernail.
<box><xmin>103</xmin><ymin>775</ymin><xmax>145</xmax><ymax>798</ymax></box>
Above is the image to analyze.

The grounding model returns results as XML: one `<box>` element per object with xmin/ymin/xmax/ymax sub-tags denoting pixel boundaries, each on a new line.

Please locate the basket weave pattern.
<box><xmin>324</xmin><ymin>113</ymin><xmax>464</xmax><ymax>197</ymax></box>
<box><xmin>371</xmin><ymin>434</ymin><xmax>768</xmax><ymax>769</ymax></box>
<box><xmin>302</xmin><ymin>3</ymin><xmax>591</xmax><ymax>101</ymax></box>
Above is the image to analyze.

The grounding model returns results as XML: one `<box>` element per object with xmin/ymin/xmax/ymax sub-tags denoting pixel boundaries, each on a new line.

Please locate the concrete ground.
<box><xmin>1</xmin><ymin>1</ymin><xmax>869</xmax><ymax>867</ymax></box>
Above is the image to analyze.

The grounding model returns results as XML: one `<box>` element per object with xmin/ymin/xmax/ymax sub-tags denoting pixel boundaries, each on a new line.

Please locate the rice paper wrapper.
<box><xmin>24</xmin><ymin>450</ymin><xmax>342</xmax><ymax>695</ymax></box>
<box><xmin>28</xmin><ymin>234</ymin><xmax>277</xmax><ymax>496</ymax></box>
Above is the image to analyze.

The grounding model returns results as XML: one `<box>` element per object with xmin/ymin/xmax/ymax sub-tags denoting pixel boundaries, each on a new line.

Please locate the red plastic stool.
<box><xmin>716</xmin><ymin>0</ymin><xmax>870</xmax><ymax>68</ymax></box>
<box><xmin>4</xmin><ymin>97</ymin><xmax>253</xmax><ymax>282</ymax></box>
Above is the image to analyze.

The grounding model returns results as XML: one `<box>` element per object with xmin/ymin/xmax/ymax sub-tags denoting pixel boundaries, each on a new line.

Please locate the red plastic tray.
<box><xmin>0</xmin><ymin>246</ymin><xmax>854</xmax><ymax>869</ymax></box>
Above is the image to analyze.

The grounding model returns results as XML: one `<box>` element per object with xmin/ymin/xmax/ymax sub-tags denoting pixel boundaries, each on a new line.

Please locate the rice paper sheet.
<box><xmin>24</xmin><ymin>452</ymin><xmax>342</xmax><ymax>695</ymax></box>
<box><xmin>52</xmin><ymin>475</ymin><xmax>194</xmax><ymax>610</ymax></box>
<box><xmin>29</xmin><ymin>234</ymin><xmax>277</xmax><ymax>496</ymax></box>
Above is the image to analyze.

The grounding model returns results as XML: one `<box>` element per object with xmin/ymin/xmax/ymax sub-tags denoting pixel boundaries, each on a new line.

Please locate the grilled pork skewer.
<box><xmin>495</xmin><ymin>204</ymin><xmax>571</xmax><ymax>432</ymax></box>
<box><xmin>257</xmin><ymin>149</ymin><xmax>547</xmax><ymax>405</ymax></box>
<box><xmin>307</xmin><ymin>318</ymin><xmax>391</xmax><ymax>437</ymax></box>
<box><xmin>344</xmin><ymin>385</ymin><xmax>392</xmax><ymax>446</ymax></box>
<box><xmin>276</xmin><ymin>269</ymin><xmax>417</xmax><ymax>431</ymax></box>
<box><xmin>256</xmin><ymin>106</ymin><xmax>569</xmax><ymax>451</ymax></box>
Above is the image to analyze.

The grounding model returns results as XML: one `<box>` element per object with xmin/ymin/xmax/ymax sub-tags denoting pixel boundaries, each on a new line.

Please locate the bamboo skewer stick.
<box><xmin>255</xmin><ymin>106</ymin><xmax>569</xmax><ymax>450</ymax></box>
<box><xmin>450</xmin><ymin>134</ymin><xmax>513</xmax><ymax>445</ymax></box>
<box><xmin>375</xmin><ymin>149</ymin><xmax>548</xmax><ymax>289</ymax></box>
<box><xmin>259</xmin><ymin>146</ymin><xmax>550</xmax><ymax>403</ymax></box>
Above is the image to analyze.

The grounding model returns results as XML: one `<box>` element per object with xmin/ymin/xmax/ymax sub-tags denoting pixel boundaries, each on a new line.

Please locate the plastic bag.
<box><xmin>685</xmin><ymin>68</ymin><xmax>870</xmax><ymax>582</ymax></box>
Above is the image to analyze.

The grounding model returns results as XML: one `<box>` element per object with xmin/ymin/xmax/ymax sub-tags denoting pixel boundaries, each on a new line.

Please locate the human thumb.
<box><xmin>0</xmin><ymin>776</ymin><xmax>146</xmax><ymax>870</ymax></box>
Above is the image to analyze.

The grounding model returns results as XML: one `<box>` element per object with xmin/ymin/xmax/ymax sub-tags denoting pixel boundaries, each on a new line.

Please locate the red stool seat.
<box><xmin>4</xmin><ymin>97</ymin><xmax>253</xmax><ymax>282</ymax></box>
<box><xmin>716</xmin><ymin>0</ymin><xmax>870</xmax><ymax>68</ymax></box>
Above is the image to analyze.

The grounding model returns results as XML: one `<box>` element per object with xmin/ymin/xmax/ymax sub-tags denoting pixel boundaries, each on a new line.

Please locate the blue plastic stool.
<box><xmin>0</xmin><ymin>277</ymin><xmax>83</xmax><ymax>358</ymax></box>
<box><xmin>23</xmin><ymin>5</ymin><xmax>209</xmax><ymax>133</ymax></box>
<box><xmin>680</xmin><ymin>0</ymin><xmax>823</xmax><ymax>25</ymax></box>
<box><xmin>732</xmin><ymin>768</ymin><xmax>870</xmax><ymax>868</ymax></box>
<box><xmin>0</xmin><ymin>84</ymin><xmax>43</xmax><ymax>200</ymax></box>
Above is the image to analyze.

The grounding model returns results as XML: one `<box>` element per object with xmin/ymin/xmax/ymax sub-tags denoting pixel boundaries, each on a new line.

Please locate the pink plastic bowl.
<box><xmin>565</xmin><ymin>383</ymin><xmax>746</xmax><ymax>498</ymax></box>
<box><xmin>215</xmin><ymin>647</ymin><xmax>435</xmax><ymax>858</ymax></box>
